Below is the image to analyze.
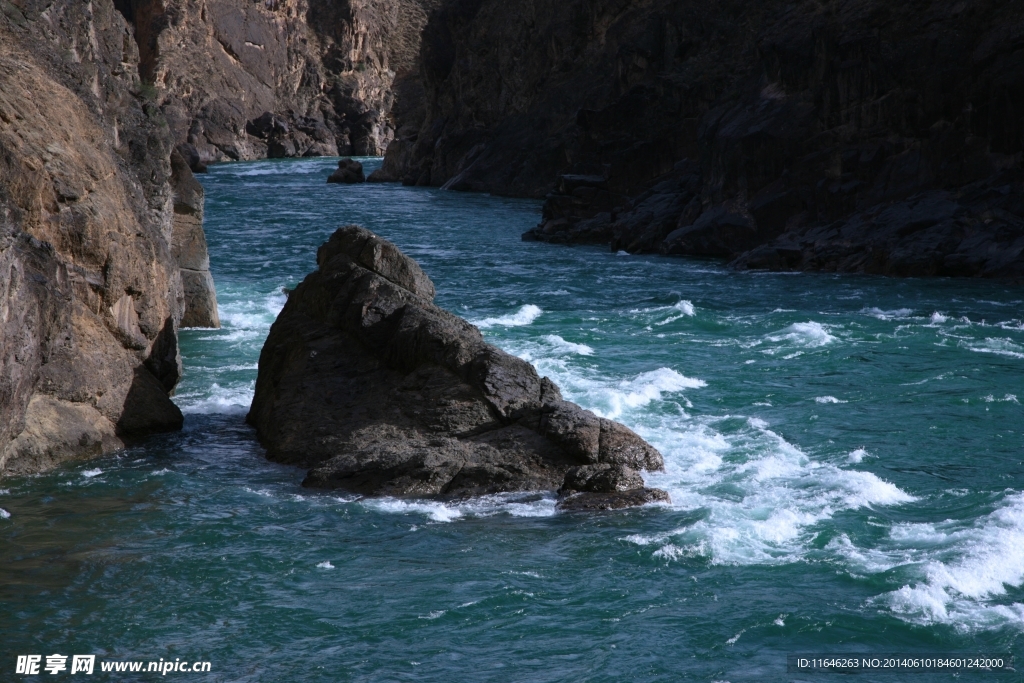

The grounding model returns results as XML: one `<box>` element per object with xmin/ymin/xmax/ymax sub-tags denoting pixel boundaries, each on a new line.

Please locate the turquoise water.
<box><xmin>3</xmin><ymin>157</ymin><xmax>1024</xmax><ymax>681</ymax></box>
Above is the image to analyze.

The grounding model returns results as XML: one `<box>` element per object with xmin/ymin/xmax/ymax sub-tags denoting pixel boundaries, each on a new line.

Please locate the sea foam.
<box><xmin>876</xmin><ymin>492</ymin><xmax>1024</xmax><ymax>629</ymax></box>
<box><xmin>767</xmin><ymin>322</ymin><xmax>837</xmax><ymax>348</ymax></box>
<box><xmin>473</xmin><ymin>304</ymin><xmax>543</xmax><ymax>329</ymax></box>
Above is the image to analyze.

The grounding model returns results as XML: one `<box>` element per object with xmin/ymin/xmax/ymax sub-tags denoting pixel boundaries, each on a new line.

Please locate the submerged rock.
<box><xmin>327</xmin><ymin>159</ymin><xmax>366</xmax><ymax>185</ymax></box>
<box><xmin>247</xmin><ymin>226</ymin><xmax>669</xmax><ymax>509</ymax></box>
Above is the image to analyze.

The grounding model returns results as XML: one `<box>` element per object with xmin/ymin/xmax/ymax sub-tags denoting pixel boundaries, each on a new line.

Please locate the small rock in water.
<box><xmin>327</xmin><ymin>158</ymin><xmax>365</xmax><ymax>184</ymax></box>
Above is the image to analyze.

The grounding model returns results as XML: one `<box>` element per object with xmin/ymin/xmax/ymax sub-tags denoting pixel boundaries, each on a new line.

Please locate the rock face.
<box><xmin>248</xmin><ymin>226</ymin><xmax>668</xmax><ymax>508</ymax></box>
<box><xmin>171</xmin><ymin>149</ymin><xmax>220</xmax><ymax>327</ymax></box>
<box><xmin>381</xmin><ymin>0</ymin><xmax>1024</xmax><ymax>279</ymax></box>
<box><xmin>327</xmin><ymin>158</ymin><xmax>366</xmax><ymax>184</ymax></box>
<box><xmin>112</xmin><ymin>0</ymin><xmax>441</xmax><ymax>167</ymax></box>
<box><xmin>0</xmin><ymin>0</ymin><xmax>218</xmax><ymax>477</ymax></box>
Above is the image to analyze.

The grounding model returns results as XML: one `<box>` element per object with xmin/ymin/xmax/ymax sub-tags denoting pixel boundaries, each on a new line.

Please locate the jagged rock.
<box><xmin>170</xmin><ymin>149</ymin><xmax>220</xmax><ymax>328</ymax></box>
<box><xmin>1</xmin><ymin>1</ymin><xmax>193</xmax><ymax>476</ymax></box>
<box><xmin>327</xmin><ymin>159</ymin><xmax>366</xmax><ymax>184</ymax></box>
<box><xmin>248</xmin><ymin>226</ymin><xmax>668</xmax><ymax>508</ymax></box>
<box><xmin>113</xmin><ymin>0</ymin><xmax>441</xmax><ymax>165</ymax></box>
<box><xmin>175</xmin><ymin>143</ymin><xmax>207</xmax><ymax>174</ymax></box>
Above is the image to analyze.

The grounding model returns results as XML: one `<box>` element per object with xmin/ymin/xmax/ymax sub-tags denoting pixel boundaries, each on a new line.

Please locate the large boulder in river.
<box><xmin>327</xmin><ymin>159</ymin><xmax>366</xmax><ymax>184</ymax></box>
<box><xmin>247</xmin><ymin>226</ymin><xmax>669</xmax><ymax>509</ymax></box>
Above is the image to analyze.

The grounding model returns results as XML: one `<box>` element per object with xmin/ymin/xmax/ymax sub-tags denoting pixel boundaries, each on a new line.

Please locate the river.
<box><xmin>3</xmin><ymin>157</ymin><xmax>1023</xmax><ymax>681</ymax></box>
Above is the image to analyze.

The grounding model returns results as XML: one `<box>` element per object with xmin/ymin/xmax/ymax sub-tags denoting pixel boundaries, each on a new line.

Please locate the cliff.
<box><xmin>248</xmin><ymin>226</ymin><xmax>669</xmax><ymax>509</ymax></box>
<box><xmin>0</xmin><ymin>0</ymin><xmax>216</xmax><ymax>476</ymax></box>
<box><xmin>378</xmin><ymin>0</ymin><xmax>1024</xmax><ymax>279</ymax></box>
<box><xmin>113</xmin><ymin>0</ymin><xmax>439</xmax><ymax>166</ymax></box>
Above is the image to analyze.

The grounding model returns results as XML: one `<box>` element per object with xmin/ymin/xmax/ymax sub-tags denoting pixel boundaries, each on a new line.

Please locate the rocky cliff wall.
<box><xmin>115</xmin><ymin>0</ymin><xmax>439</xmax><ymax>165</ymax></box>
<box><xmin>0</xmin><ymin>0</ymin><xmax>214</xmax><ymax>476</ymax></box>
<box><xmin>379</xmin><ymin>0</ymin><xmax>1024</xmax><ymax>279</ymax></box>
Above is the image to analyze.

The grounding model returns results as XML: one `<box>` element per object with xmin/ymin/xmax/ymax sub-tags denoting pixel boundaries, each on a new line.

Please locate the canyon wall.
<box><xmin>0</xmin><ymin>0</ymin><xmax>212</xmax><ymax>476</ymax></box>
<box><xmin>115</xmin><ymin>0</ymin><xmax>439</xmax><ymax>165</ymax></box>
<box><xmin>379</xmin><ymin>0</ymin><xmax>1024</xmax><ymax>279</ymax></box>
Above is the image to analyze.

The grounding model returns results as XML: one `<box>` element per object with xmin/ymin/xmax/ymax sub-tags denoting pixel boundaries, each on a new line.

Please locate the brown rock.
<box><xmin>170</xmin><ymin>148</ymin><xmax>220</xmax><ymax>328</ymax></box>
<box><xmin>247</xmin><ymin>226</ymin><xmax>666</xmax><ymax>509</ymax></box>
<box><xmin>114</xmin><ymin>0</ymin><xmax>442</xmax><ymax>165</ymax></box>
<box><xmin>0</xmin><ymin>0</ymin><xmax>193</xmax><ymax>477</ymax></box>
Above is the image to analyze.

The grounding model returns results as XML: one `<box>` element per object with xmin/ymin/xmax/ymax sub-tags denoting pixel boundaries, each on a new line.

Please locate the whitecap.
<box><xmin>674</xmin><ymin>299</ymin><xmax>696</xmax><ymax>316</ymax></box>
<box><xmin>726</xmin><ymin>629</ymin><xmax>745</xmax><ymax>644</ymax></box>
<box><xmin>316</xmin><ymin>561</ymin><xmax>335</xmax><ymax>569</ymax></box>
<box><xmin>876</xmin><ymin>492</ymin><xmax>1024</xmax><ymax>629</ymax></box>
<box><xmin>473</xmin><ymin>304</ymin><xmax>543</xmax><ymax>329</ymax></box>
<box><xmin>562</xmin><ymin>367</ymin><xmax>706</xmax><ymax>420</ymax></box>
<box><xmin>0</xmin><ymin>508</ymin><xmax>10</xmax><ymax>519</ymax></box>
<box><xmin>862</xmin><ymin>307</ymin><xmax>914</xmax><ymax>320</ymax></box>
<box><xmin>653</xmin><ymin>299</ymin><xmax>696</xmax><ymax>326</ymax></box>
<box><xmin>175</xmin><ymin>381</ymin><xmax>255</xmax><ymax>415</ymax></box>
<box><xmin>637</xmin><ymin>415</ymin><xmax>914</xmax><ymax>568</ymax></box>
<box><xmin>419</xmin><ymin>610</ymin><xmax>446</xmax><ymax>620</ymax></box>
<box><xmin>540</xmin><ymin>334</ymin><xmax>594</xmax><ymax>356</ymax></box>
<box><xmin>847</xmin><ymin>448</ymin><xmax>870</xmax><ymax>464</ymax></box>
<box><xmin>962</xmin><ymin>337</ymin><xmax>1024</xmax><ymax>359</ymax></box>
<box><xmin>930</xmin><ymin>312</ymin><xmax>949</xmax><ymax>324</ymax></box>
<box><xmin>766</xmin><ymin>322</ymin><xmax>837</xmax><ymax>347</ymax></box>
<box><xmin>361</xmin><ymin>492</ymin><xmax>556</xmax><ymax>522</ymax></box>
<box><xmin>82</xmin><ymin>469</ymin><xmax>103</xmax><ymax>478</ymax></box>
<box><xmin>814</xmin><ymin>396</ymin><xmax>847</xmax><ymax>404</ymax></box>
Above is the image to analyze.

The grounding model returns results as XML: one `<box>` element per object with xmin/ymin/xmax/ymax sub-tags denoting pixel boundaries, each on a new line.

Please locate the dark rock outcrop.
<box><xmin>112</xmin><ymin>0</ymin><xmax>441</xmax><ymax>165</ymax></box>
<box><xmin>0</xmin><ymin>0</ymin><xmax>216</xmax><ymax>476</ymax></box>
<box><xmin>327</xmin><ymin>158</ymin><xmax>366</xmax><ymax>184</ymax></box>
<box><xmin>247</xmin><ymin>226</ymin><xmax>668</xmax><ymax>508</ymax></box>
<box><xmin>383</xmin><ymin>0</ymin><xmax>1024</xmax><ymax>280</ymax></box>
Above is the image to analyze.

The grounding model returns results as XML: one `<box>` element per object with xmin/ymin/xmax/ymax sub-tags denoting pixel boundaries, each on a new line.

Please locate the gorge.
<box><xmin>2</xmin><ymin>2</ymin><xmax>1024</xmax><ymax>679</ymax></box>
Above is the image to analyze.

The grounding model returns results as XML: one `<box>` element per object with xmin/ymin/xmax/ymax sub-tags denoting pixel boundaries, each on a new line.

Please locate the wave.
<box><xmin>473</xmin><ymin>304</ymin><xmax>543</xmax><ymax>329</ymax></box>
<box><xmin>360</xmin><ymin>492</ymin><xmax>557</xmax><ymax>522</ymax></box>
<box><xmin>766</xmin><ymin>321</ymin><xmax>837</xmax><ymax>348</ymax></box>
<box><xmin>867</xmin><ymin>493</ymin><xmax>1024</xmax><ymax>630</ymax></box>
<box><xmin>177</xmin><ymin>381</ymin><xmax>254</xmax><ymax>415</ymax></box>
<box><xmin>862</xmin><ymin>307</ymin><xmax>915</xmax><ymax>320</ymax></box>
<box><xmin>962</xmin><ymin>337</ymin><xmax>1024</xmax><ymax>359</ymax></box>
<box><xmin>535</xmin><ymin>366</ymin><xmax>706</xmax><ymax>420</ymax></box>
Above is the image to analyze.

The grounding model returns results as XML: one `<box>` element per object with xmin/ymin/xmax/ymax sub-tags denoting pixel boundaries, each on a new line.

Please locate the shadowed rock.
<box><xmin>381</xmin><ymin>0</ymin><xmax>1024</xmax><ymax>281</ymax></box>
<box><xmin>247</xmin><ymin>226</ymin><xmax>669</xmax><ymax>509</ymax></box>
<box><xmin>327</xmin><ymin>158</ymin><xmax>366</xmax><ymax>184</ymax></box>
